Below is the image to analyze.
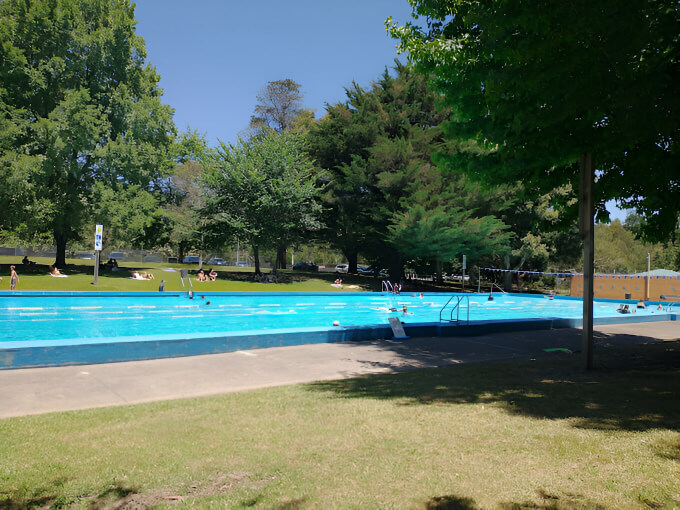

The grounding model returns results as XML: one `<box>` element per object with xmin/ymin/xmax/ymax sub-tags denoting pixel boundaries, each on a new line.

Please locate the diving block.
<box><xmin>388</xmin><ymin>317</ymin><xmax>409</xmax><ymax>339</ymax></box>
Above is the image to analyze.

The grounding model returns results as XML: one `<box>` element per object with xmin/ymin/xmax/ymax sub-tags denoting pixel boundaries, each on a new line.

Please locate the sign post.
<box><xmin>93</xmin><ymin>224</ymin><xmax>103</xmax><ymax>285</ymax></box>
<box><xmin>462</xmin><ymin>254</ymin><xmax>467</xmax><ymax>291</ymax></box>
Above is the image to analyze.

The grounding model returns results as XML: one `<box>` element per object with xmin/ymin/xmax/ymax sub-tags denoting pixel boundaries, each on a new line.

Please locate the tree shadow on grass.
<box><xmin>306</xmin><ymin>338</ymin><xmax>680</xmax><ymax>433</ymax></box>
<box><xmin>422</xmin><ymin>489</ymin><xmax>610</xmax><ymax>510</ymax></box>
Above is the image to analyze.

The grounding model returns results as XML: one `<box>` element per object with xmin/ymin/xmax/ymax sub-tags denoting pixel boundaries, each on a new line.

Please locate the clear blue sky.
<box><xmin>134</xmin><ymin>1</ymin><xmax>628</xmax><ymax>222</ymax></box>
<box><xmin>134</xmin><ymin>0</ymin><xmax>414</xmax><ymax>147</ymax></box>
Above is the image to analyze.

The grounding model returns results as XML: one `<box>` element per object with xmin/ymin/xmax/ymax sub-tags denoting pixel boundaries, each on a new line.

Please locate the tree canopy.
<box><xmin>309</xmin><ymin>62</ymin><xmax>511</xmax><ymax>278</ymax></box>
<box><xmin>250</xmin><ymin>79</ymin><xmax>308</xmax><ymax>135</ymax></box>
<box><xmin>388</xmin><ymin>0</ymin><xmax>679</xmax><ymax>242</ymax></box>
<box><xmin>0</xmin><ymin>0</ymin><xmax>175</xmax><ymax>265</ymax></box>
<box><xmin>204</xmin><ymin>131</ymin><xmax>321</xmax><ymax>274</ymax></box>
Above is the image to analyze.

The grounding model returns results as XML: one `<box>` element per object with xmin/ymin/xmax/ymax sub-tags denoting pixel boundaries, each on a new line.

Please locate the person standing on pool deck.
<box><xmin>9</xmin><ymin>265</ymin><xmax>18</xmax><ymax>290</ymax></box>
<box><xmin>159</xmin><ymin>280</ymin><xmax>165</xmax><ymax>292</ymax></box>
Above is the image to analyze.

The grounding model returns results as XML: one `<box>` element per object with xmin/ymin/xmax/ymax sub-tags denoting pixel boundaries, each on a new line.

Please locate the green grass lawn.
<box><xmin>0</xmin><ymin>256</ymin><xmax>377</xmax><ymax>293</ymax></box>
<box><xmin>1</xmin><ymin>345</ymin><xmax>679</xmax><ymax>509</ymax></box>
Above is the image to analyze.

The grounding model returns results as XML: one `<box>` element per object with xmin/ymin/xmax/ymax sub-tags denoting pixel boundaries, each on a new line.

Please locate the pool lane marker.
<box><xmin>71</xmin><ymin>306</ymin><xmax>102</xmax><ymax>310</ymax></box>
<box><xmin>8</xmin><ymin>307</ymin><xmax>43</xmax><ymax>311</ymax></box>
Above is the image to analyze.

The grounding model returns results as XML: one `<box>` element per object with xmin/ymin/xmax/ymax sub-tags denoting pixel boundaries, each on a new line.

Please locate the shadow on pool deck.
<box><xmin>0</xmin><ymin>321</ymin><xmax>677</xmax><ymax>419</ymax></box>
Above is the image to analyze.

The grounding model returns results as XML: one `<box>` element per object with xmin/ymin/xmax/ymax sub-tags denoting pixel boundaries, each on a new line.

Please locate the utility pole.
<box><xmin>579</xmin><ymin>153</ymin><xmax>594</xmax><ymax>370</ymax></box>
<box><xmin>645</xmin><ymin>253</ymin><xmax>651</xmax><ymax>300</ymax></box>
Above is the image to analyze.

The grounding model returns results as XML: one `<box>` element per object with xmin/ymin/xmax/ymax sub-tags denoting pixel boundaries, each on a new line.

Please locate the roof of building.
<box><xmin>631</xmin><ymin>269</ymin><xmax>680</xmax><ymax>277</ymax></box>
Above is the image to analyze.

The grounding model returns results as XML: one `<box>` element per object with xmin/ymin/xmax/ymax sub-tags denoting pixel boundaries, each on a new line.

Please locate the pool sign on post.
<box><xmin>93</xmin><ymin>224</ymin><xmax>103</xmax><ymax>285</ymax></box>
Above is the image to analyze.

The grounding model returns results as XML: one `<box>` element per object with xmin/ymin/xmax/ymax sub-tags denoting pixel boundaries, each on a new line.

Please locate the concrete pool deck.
<box><xmin>1</xmin><ymin>321</ymin><xmax>678</xmax><ymax>419</ymax></box>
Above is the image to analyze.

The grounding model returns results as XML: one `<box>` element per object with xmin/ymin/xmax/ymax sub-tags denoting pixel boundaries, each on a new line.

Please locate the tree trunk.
<box><xmin>253</xmin><ymin>245</ymin><xmax>261</xmax><ymax>275</ymax></box>
<box><xmin>275</xmin><ymin>245</ymin><xmax>287</xmax><ymax>269</ymax></box>
<box><xmin>54</xmin><ymin>231</ymin><xmax>67</xmax><ymax>268</ymax></box>
<box><xmin>347</xmin><ymin>252</ymin><xmax>358</xmax><ymax>274</ymax></box>
<box><xmin>436</xmin><ymin>260</ymin><xmax>444</xmax><ymax>284</ymax></box>
<box><xmin>503</xmin><ymin>253</ymin><xmax>513</xmax><ymax>291</ymax></box>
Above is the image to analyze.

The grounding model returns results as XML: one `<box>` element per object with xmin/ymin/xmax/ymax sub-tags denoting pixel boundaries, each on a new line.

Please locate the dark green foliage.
<box><xmin>388</xmin><ymin>0</ymin><xmax>679</xmax><ymax>243</ymax></box>
<box><xmin>309</xmin><ymin>61</ymin><xmax>511</xmax><ymax>278</ymax></box>
<box><xmin>0</xmin><ymin>0</ymin><xmax>175</xmax><ymax>264</ymax></box>
<box><xmin>204</xmin><ymin>131</ymin><xmax>321</xmax><ymax>274</ymax></box>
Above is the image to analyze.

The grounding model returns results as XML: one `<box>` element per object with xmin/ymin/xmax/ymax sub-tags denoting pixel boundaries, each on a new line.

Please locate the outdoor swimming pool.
<box><xmin>0</xmin><ymin>291</ymin><xmax>673</xmax><ymax>368</ymax></box>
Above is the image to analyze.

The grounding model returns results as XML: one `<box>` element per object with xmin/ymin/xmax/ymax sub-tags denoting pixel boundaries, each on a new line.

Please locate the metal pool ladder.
<box><xmin>439</xmin><ymin>295</ymin><xmax>470</xmax><ymax>324</ymax></box>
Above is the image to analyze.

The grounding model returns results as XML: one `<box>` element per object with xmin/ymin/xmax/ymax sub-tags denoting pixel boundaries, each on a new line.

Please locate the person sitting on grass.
<box><xmin>49</xmin><ymin>265</ymin><xmax>67</xmax><ymax>277</ymax></box>
<box><xmin>208</xmin><ymin>268</ymin><xmax>217</xmax><ymax>281</ymax></box>
<box><xmin>197</xmin><ymin>269</ymin><xmax>206</xmax><ymax>282</ymax></box>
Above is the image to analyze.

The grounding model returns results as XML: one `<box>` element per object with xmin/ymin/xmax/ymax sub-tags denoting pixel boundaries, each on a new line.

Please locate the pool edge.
<box><xmin>1</xmin><ymin>313</ymin><xmax>675</xmax><ymax>370</ymax></box>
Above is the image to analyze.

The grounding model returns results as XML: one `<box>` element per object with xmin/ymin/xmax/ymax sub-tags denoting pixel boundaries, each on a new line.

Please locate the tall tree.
<box><xmin>0</xmin><ymin>0</ymin><xmax>175</xmax><ymax>266</ymax></box>
<box><xmin>162</xmin><ymin>130</ymin><xmax>213</xmax><ymax>263</ymax></box>
<box><xmin>204</xmin><ymin>131</ymin><xmax>321</xmax><ymax>274</ymax></box>
<box><xmin>250</xmin><ymin>79</ymin><xmax>306</xmax><ymax>134</ymax></box>
<box><xmin>388</xmin><ymin>0</ymin><xmax>679</xmax><ymax>368</ymax></box>
<box><xmin>309</xmin><ymin>62</ymin><xmax>511</xmax><ymax>278</ymax></box>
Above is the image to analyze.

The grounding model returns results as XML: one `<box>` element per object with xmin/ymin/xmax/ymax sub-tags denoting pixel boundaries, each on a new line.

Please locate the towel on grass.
<box><xmin>49</xmin><ymin>273</ymin><xmax>68</xmax><ymax>278</ymax></box>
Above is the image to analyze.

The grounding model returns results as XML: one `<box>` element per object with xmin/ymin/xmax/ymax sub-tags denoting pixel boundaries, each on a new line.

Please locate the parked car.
<box><xmin>235</xmin><ymin>261</ymin><xmax>249</xmax><ymax>267</ymax></box>
<box><xmin>75</xmin><ymin>252</ymin><xmax>95</xmax><ymax>260</ymax></box>
<box><xmin>335</xmin><ymin>264</ymin><xmax>349</xmax><ymax>273</ymax></box>
<box><xmin>358</xmin><ymin>266</ymin><xmax>375</xmax><ymax>275</ymax></box>
<box><xmin>293</xmin><ymin>261</ymin><xmax>318</xmax><ymax>271</ymax></box>
<box><xmin>208</xmin><ymin>257</ymin><xmax>228</xmax><ymax>266</ymax></box>
<box><xmin>183</xmin><ymin>255</ymin><xmax>200</xmax><ymax>264</ymax></box>
<box><xmin>444</xmin><ymin>274</ymin><xmax>470</xmax><ymax>282</ymax></box>
<box><xmin>107</xmin><ymin>251</ymin><xmax>126</xmax><ymax>261</ymax></box>
<box><xmin>143</xmin><ymin>255</ymin><xmax>162</xmax><ymax>263</ymax></box>
<box><xmin>379</xmin><ymin>269</ymin><xmax>390</xmax><ymax>278</ymax></box>
<box><xmin>167</xmin><ymin>257</ymin><xmax>178</xmax><ymax>264</ymax></box>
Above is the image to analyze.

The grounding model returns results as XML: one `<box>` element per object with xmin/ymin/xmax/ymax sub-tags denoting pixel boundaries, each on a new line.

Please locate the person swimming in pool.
<box><xmin>616</xmin><ymin>304</ymin><xmax>630</xmax><ymax>314</ymax></box>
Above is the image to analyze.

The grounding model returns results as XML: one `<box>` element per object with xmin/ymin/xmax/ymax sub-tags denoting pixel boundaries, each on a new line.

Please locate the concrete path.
<box><xmin>1</xmin><ymin>321</ymin><xmax>677</xmax><ymax>419</ymax></box>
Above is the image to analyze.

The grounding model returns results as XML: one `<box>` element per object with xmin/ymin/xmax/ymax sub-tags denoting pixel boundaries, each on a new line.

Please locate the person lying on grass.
<box><xmin>49</xmin><ymin>265</ymin><xmax>67</xmax><ymax>277</ymax></box>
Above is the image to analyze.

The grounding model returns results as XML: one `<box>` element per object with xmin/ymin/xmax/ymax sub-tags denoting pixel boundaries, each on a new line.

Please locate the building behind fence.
<box><xmin>570</xmin><ymin>270</ymin><xmax>680</xmax><ymax>301</ymax></box>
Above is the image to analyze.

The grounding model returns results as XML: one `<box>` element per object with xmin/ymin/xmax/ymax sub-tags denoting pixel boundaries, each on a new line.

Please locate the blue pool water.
<box><xmin>0</xmin><ymin>291</ymin><xmax>663</xmax><ymax>345</ymax></box>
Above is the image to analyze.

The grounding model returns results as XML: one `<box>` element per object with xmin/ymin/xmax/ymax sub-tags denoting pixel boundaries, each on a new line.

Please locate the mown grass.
<box><xmin>0</xmin><ymin>255</ymin><xmax>376</xmax><ymax>293</ymax></box>
<box><xmin>1</xmin><ymin>344</ymin><xmax>678</xmax><ymax>509</ymax></box>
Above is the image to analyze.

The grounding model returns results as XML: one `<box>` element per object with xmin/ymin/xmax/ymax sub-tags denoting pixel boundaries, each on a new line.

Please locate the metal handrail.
<box><xmin>439</xmin><ymin>295</ymin><xmax>470</xmax><ymax>325</ymax></box>
<box><xmin>491</xmin><ymin>282</ymin><xmax>507</xmax><ymax>293</ymax></box>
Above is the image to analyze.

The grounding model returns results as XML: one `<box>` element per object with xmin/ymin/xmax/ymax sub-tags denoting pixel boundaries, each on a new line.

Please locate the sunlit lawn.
<box><xmin>0</xmin><ymin>255</ymin><xmax>376</xmax><ymax>293</ymax></box>
<box><xmin>1</xmin><ymin>345</ymin><xmax>679</xmax><ymax>509</ymax></box>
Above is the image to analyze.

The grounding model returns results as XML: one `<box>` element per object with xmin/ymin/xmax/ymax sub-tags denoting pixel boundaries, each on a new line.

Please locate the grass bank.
<box><xmin>0</xmin><ymin>256</ymin><xmax>377</xmax><ymax>293</ymax></box>
<box><xmin>1</xmin><ymin>343</ymin><xmax>678</xmax><ymax>509</ymax></box>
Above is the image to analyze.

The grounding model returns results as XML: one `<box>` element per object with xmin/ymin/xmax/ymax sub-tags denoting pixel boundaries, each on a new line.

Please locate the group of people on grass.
<box><xmin>131</xmin><ymin>270</ymin><xmax>154</xmax><ymax>280</ymax></box>
<box><xmin>196</xmin><ymin>268</ymin><xmax>218</xmax><ymax>282</ymax></box>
